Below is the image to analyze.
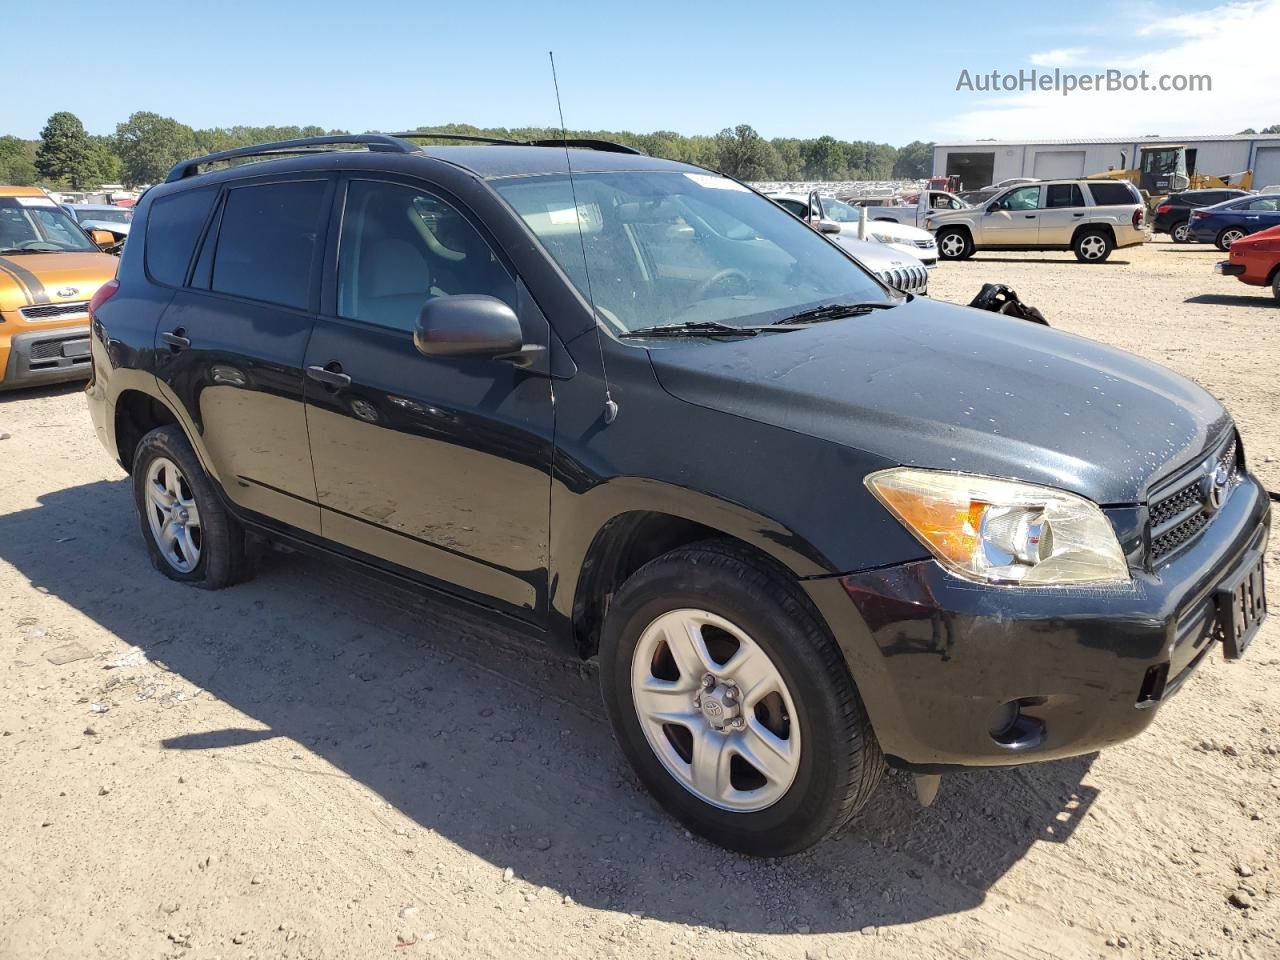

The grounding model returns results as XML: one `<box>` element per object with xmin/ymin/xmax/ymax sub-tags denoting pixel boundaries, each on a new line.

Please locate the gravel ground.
<box><xmin>0</xmin><ymin>238</ymin><xmax>1276</xmax><ymax>960</ymax></box>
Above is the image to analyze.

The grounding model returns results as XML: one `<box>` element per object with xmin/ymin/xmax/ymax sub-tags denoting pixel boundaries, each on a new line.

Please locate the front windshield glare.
<box><xmin>494</xmin><ymin>172</ymin><xmax>888</xmax><ymax>332</ymax></box>
<box><xmin>0</xmin><ymin>197</ymin><xmax>98</xmax><ymax>253</ymax></box>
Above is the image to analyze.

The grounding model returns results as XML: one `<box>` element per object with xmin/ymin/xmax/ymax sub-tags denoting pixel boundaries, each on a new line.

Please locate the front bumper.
<box><xmin>803</xmin><ymin>473</ymin><xmax>1271</xmax><ymax>771</ymax></box>
<box><xmin>0</xmin><ymin>326</ymin><xmax>93</xmax><ymax>391</ymax></box>
<box><xmin>1215</xmin><ymin>260</ymin><xmax>1245</xmax><ymax>276</ymax></box>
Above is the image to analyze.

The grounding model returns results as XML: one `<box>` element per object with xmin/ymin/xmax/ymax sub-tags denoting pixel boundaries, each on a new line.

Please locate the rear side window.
<box><xmin>1087</xmin><ymin>182</ymin><xmax>1140</xmax><ymax>206</ymax></box>
<box><xmin>145</xmin><ymin>188</ymin><xmax>217</xmax><ymax>286</ymax></box>
<box><xmin>211</xmin><ymin>180</ymin><xmax>327</xmax><ymax>309</ymax></box>
<box><xmin>1045</xmin><ymin>184</ymin><xmax>1085</xmax><ymax>208</ymax></box>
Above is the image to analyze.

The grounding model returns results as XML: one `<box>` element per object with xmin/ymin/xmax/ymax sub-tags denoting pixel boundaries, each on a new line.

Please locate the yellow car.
<box><xmin>0</xmin><ymin>186</ymin><xmax>119</xmax><ymax>390</ymax></box>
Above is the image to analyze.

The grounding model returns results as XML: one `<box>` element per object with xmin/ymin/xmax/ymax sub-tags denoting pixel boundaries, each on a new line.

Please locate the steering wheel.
<box><xmin>692</xmin><ymin>268</ymin><xmax>751</xmax><ymax>302</ymax></box>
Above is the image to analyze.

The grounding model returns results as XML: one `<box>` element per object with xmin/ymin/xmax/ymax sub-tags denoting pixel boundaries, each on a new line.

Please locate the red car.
<box><xmin>1216</xmin><ymin>223</ymin><xmax>1280</xmax><ymax>300</ymax></box>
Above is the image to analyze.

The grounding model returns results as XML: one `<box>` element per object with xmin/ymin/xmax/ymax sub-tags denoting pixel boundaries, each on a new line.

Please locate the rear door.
<box><xmin>302</xmin><ymin>175</ymin><xmax>555</xmax><ymax>621</ymax></box>
<box><xmin>981</xmin><ymin>185</ymin><xmax>1042</xmax><ymax>246</ymax></box>
<box><xmin>154</xmin><ymin>175</ymin><xmax>334</xmax><ymax>534</ymax></box>
<box><xmin>1036</xmin><ymin>183</ymin><xmax>1087</xmax><ymax>245</ymax></box>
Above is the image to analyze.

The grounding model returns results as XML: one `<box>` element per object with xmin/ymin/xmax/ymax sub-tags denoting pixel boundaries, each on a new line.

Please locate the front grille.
<box><xmin>1147</xmin><ymin>436</ymin><xmax>1238</xmax><ymax>564</ymax></box>
<box><xmin>877</xmin><ymin>265</ymin><xmax>928</xmax><ymax>295</ymax></box>
<box><xmin>29</xmin><ymin>339</ymin><xmax>66</xmax><ymax>361</ymax></box>
<box><xmin>913</xmin><ymin>239</ymin><xmax>936</xmax><ymax>250</ymax></box>
<box><xmin>20</xmin><ymin>301</ymin><xmax>89</xmax><ymax>322</ymax></box>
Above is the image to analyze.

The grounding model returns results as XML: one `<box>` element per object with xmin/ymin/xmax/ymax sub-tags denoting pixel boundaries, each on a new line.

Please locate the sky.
<box><xmin>5</xmin><ymin>0</ymin><xmax>1277</xmax><ymax>145</ymax></box>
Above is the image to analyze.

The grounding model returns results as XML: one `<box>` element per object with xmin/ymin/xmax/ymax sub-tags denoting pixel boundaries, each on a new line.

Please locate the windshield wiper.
<box><xmin>621</xmin><ymin>320</ymin><xmax>780</xmax><ymax>339</ymax></box>
<box><xmin>772</xmin><ymin>301</ymin><xmax>899</xmax><ymax>326</ymax></box>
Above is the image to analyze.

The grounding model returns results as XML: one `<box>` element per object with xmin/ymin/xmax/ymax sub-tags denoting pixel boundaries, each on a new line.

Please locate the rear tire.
<box><xmin>1073</xmin><ymin>228</ymin><xmax>1114</xmax><ymax>263</ymax></box>
<box><xmin>132</xmin><ymin>425</ymin><xmax>250</xmax><ymax>589</ymax></box>
<box><xmin>1217</xmin><ymin>227</ymin><xmax>1246</xmax><ymax>251</ymax></box>
<box><xmin>1272</xmin><ymin>272</ymin><xmax>1280</xmax><ymax>302</ymax></box>
<box><xmin>936</xmin><ymin>228</ymin><xmax>973</xmax><ymax>260</ymax></box>
<box><xmin>1170</xmin><ymin>220</ymin><xmax>1191</xmax><ymax>243</ymax></box>
<box><xmin>599</xmin><ymin>540</ymin><xmax>883</xmax><ymax>857</ymax></box>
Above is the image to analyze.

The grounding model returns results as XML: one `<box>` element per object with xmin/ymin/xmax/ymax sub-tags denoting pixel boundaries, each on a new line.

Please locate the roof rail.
<box><xmin>390</xmin><ymin>131</ymin><xmax>643</xmax><ymax>155</ymax></box>
<box><xmin>164</xmin><ymin>134</ymin><xmax>422</xmax><ymax>182</ymax></box>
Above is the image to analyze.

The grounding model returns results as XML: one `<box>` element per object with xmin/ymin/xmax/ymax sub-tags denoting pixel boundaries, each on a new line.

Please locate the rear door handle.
<box><xmin>160</xmin><ymin>329</ymin><xmax>191</xmax><ymax>350</ymax></box>
<box><xmin>1024</xmin><ymin>214</ymin><xmax>1037</xmax><ymax>219</ymax></box>
<box><xmin>1072</xmin><ymin>212</ymin><xmax>1085</xmax><ymax>217</ymax></box>
<box><xmin>306</xmin><ymin>363</ymin><xmax>352</xmax><ymax>388</ymax></box>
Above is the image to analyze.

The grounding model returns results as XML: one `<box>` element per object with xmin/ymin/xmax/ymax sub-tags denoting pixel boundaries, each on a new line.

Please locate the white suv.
<box><xmin>926</xmin><ymin>180</ymin><xmax>1146</xmax><ymax>263</ymax></box>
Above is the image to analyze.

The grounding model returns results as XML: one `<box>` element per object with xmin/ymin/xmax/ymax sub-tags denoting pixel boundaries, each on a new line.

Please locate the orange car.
<box><xmin>0</xmin><ymin>186</ymin><xmax>120</xmax><ymax>390</ymax></box>
<box><xmin>1215</xmin><ymin>223</ymin><xmax>1280</xmax><ymax>301</ymax></box>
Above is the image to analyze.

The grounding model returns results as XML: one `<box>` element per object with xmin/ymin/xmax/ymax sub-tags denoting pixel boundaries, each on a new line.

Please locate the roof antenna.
<box><xmin>550</xmin><ymin>50</ymin><xmax>618</xmax><ymax>425</ymax></box>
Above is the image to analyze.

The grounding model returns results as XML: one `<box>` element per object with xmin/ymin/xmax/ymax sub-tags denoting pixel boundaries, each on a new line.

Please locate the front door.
<box><xmin>303</xmin><ymin>177</ymin><xmax>554</xmax><ymax>621</ymax></box>
<box><xmin>981</xmin><ymin>185</ymin><xmax>1042</xmax><ymax>246</ymax></box>
<box><xmin>154</xmin><ymin>175</ymin><xmax>334</xmax><ymax>534</ymax></box>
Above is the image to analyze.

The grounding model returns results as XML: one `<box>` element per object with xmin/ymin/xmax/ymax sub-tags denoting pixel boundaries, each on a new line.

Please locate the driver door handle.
<box><xmin>160</xmin><ymin>329</ymin><xmax>191</xmax><ymax>350</ymax></box>
<box><xmin>307</xmin><ymin>363</ymin><xmax>352</xmax><ymax>388</ymax></box>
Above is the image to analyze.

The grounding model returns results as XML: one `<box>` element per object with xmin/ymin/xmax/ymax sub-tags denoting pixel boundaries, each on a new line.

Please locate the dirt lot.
<box><xmin>1</xmin><ymin>240</ymin><xmax>1276</xmax><ymax>960</ymax></box>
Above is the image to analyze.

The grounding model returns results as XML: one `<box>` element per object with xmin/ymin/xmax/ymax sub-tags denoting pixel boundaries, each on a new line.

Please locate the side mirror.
<box><xmin>816</xmin><ymin>220</ymin><xmax>841</xmax><ymax>235</ymax></box>
<box><xmin>90</xmin><ymin>229</ymin><xmax>117</xmax><ymax>246</ymax></box>
<box><xmin>414</xmin><ymin>294</ymin><xmax>523</xmax><ymax>359</ymax></box>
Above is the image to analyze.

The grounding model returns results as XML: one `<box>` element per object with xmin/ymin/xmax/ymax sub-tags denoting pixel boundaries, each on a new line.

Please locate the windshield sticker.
<box><xmin>683</xmin><ymin>173</ymin><xmax>749</xmax><ymax>192</ymax></box>
<box><xmin>15</xmin><ymin>196</ymin><xmax>58</xmax><ymax>208</ymax></box>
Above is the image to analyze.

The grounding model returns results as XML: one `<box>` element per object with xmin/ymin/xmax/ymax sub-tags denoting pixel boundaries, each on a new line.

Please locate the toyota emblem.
<box><xmin>1206</xmin><ymin>464</ymin><xmax>1230</xmax><ymax>511</ymax></box>
<box><xmin>57</xmin><ymin>287</ymin><xmax>79</xmax><ymax>298</ymax></box>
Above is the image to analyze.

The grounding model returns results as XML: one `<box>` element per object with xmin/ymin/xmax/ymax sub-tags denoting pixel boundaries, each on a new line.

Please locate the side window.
<box><xmin>995</xmin><ymin>186</ymin><xmax>1041</xmax><ymax>211</ymax></box>
<box><xmin>776</xmin><ymin>199</ymin><xmax>807</xmax><ymax>219</ymax></box>
<box><xmin>1246</xmin><ymin>197</ymin><xmax>1280</xmax><ymax>211</ymax></box>
<box><xmin>1045</xmin><ymin>184</ymin><xmax>1085</xmax><ymax>208</ymax></box>
<box><xmin>210</xmin><ymin>180</ymin><xmax>327</xmax><ymax>310</ymax></box>
<box><xmin>145</xmin><ymin>187</ymin><xmax>217</xmax><ymax>287</ymax></box>
<box><xmin>1086</xmin><ymin>182</ymin><xmax>1140</xmax><ymax>206</ymax></box>
<box><xmin>336</xmin><ymin>180</ymin><xmax>515</xmax><ymax>331</ymax></box>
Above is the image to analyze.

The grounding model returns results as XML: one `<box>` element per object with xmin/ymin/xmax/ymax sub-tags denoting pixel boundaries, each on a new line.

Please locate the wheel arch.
<box><xmin>556</xmin><ymin>485</ymin><xmax>837</xmax><ymax>660</ymax></box>
<box><xmin>113</xmin><ymin>388</ymin><xmax>181</xmax><ymax>473</ymax></box>
<box><xmin>1071</xmin><ymin>222</ymin><xmax>1115</xmax><ymax>247</ymax></box>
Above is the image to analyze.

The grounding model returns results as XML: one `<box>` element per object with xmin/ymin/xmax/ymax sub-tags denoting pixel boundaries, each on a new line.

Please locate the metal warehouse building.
<box><xmin>932</xmin><ymin>135</ymin><xmax>1280</xmax><ymax>190</ymax></box>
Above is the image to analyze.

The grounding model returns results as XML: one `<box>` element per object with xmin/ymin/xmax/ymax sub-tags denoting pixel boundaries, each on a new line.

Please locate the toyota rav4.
<box><xmin>86</xmin><ymin>134</ymin><xmax>1269</xmax><ymax>856</ymax></box>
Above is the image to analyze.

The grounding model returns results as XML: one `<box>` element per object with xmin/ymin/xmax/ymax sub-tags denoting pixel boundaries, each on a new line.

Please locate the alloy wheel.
<box><xmin>939</xmin><ymin>233</ymin><xmax>967</xmax><ymax>258</ymax></box>
<box><xmin>630</xmin><ymin>609</ymin><xmax>801</xmax><ymax>812</ymax></box>
<box><xmin>143</xmin><ymin>456</ymin><xmax>202</xmax><ymax>573</ymax></box>
<box><xmin>1078</xmin><ymin>235</ymin><xmax>1108</xmax><ymax>260</ymax></box>
<box><xmin>1222</xmin><ymin>228</ymin><xmax>1245</xmax><ymax>247</ymax></box>
<box><xmin>1172</xmin><ymin>222</ymin><xmax>1190</xmax><ymax>243</ymax></box>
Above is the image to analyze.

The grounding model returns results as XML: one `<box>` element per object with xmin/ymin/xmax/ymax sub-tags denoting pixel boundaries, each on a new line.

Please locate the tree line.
<box><xmin>0</xmin><ymin>111</ymin><xmax>936</xmax><ymax>189</ymax></box>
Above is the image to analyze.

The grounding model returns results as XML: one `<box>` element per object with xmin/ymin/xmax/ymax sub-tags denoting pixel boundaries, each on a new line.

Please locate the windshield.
<box><xmin>0</xmin><ymin>197</ymin><xmax>98</xmax><ymax>253</ymax></box>
<box><xmin>493</xmin><ymin>171</ymin><xmax>888</xmax><ymax>333</ymax></box>
<box><xmin>76</xmin><ymin>207</ymin><xmax>132</xmax><ymax>224</ymax></box>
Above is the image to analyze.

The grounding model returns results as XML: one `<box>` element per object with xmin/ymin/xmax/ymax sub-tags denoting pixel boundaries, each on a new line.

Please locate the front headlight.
<box><xmin>866</xmin><ymin>468</ymin><xmax>1129</xmax><ymax>585</ymax></box>
<box><xmin>870</xmin><ymin>232</ymin><xmax>899</xmax><ymax>245</ymax></box>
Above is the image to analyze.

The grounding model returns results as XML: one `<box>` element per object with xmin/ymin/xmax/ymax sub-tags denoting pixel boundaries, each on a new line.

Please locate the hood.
<box><xmin>0</xmin><ymin>251</ymin><xmax>118</xmax><ymax>312</ymax></box>
<box><xmin>647</xmin><ymin>297</ymin><xmax>1230</xmax><ymax>505</ymax></box>
<box><xmin>857</xmin><ymin>220</ymin><xmax>932</xmax><ymax>244</ymax></box>
<box><xmin>830</xmin><ymin>234</ymin><xmax>924</xmax><ymax>272</ymax></box>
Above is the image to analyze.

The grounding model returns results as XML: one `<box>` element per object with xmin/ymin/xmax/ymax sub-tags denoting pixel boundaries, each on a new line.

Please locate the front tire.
<box><xmin>132</xmin><ymin>425</ymin><xmax>249</xmax><ymax>589</ymax></box>
<box><xmin>599</xmin><ymin>541</ymin><xmax>882</xmax><ymax>856</ymax></box>
<box><xmin>1073</xmin><ymin>228</ymin><xmax>1114</xmax><ymax>262</ymax></box>
<box><xmin>1217</xmin><ymin>226</ymin><xmax>1246</xmax><ymax>251</ymax></box>
<box><xmin>1272</xmin><ymin>271</ymin><xmax>1280</xmax><ymax>302</ymax></box>
<box><xmin>1170</xmin><ymin>220</ymin><xmax>1191</xmax><ymax>243</ymax></box>
<box><xmin>936</xmin><ymin>227</ymin><xmax>973</xmax><ymax>260</ymax></box>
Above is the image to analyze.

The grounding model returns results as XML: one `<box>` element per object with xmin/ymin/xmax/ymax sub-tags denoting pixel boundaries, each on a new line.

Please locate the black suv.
<box><xmin>86</xmin><ymin>135</ymin><xmax>1270</xmax><ymax>856</ymax></box>
<box><xmin>1153</xmin><ymin>188</ymin><xmax>1249</xmax><ymax>242</ymax></box>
